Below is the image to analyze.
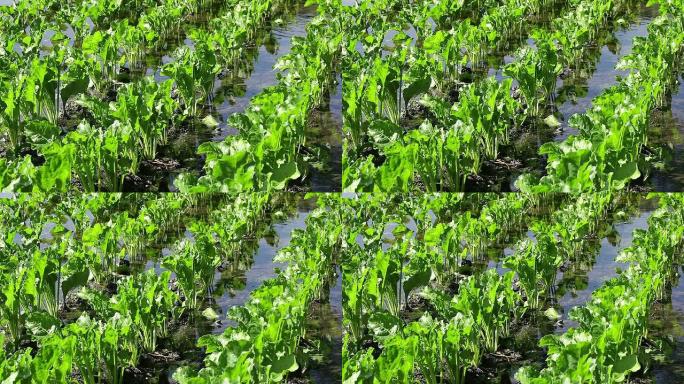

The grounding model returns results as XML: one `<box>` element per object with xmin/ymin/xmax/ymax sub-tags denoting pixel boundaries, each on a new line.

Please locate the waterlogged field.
<box><xmin>342</xmin><ymin>193</ymin><xmax>684</xmax><ymax>383</ymax></box>
<box><xmin>342</xmin><ymin>0</ymin><xmax>684</xmax><ymax>192</ymax></box>
<box><xmin>0</xmin><ymin>0</ymin><xmax>343</xmax><ymax>192</ymax></box>
<box><xmin>7</xmin><ymin>193</ymin><xmax>684</xmax><ymax>384</ymax></box>
<box><xmin>0</xmin><ymin>193</ymin><xmax>342</xmax><ymax>383</ymax></box>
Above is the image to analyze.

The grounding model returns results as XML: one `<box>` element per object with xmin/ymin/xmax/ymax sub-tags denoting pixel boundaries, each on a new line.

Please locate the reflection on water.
<box><xmin>650</xmin><ymin>269</ymin><xmax>684</xmax><ymax>383</ymax></box>
<box><xmin>34</xmin><ymin>194</ymin><xmax>341</xmax><ymax>383</ymax></box>
<box><xmin>555</xmin><ymin>198</ymin><xmax>655</xmax><ymax>332</ymax></box>
<box><xmin>648</xmin><ymin>76</ymin><xmax>684</xmax><ymax>191</ymax></box>
<box><xmin>446</xmin><ymin>195</ymin><xmax>663</xmax><ymax>382</ymax></box>
<box><xmin>554</xmin><ymin>3</ymin><xmax>659</xmax><ymax>140</ymax></box>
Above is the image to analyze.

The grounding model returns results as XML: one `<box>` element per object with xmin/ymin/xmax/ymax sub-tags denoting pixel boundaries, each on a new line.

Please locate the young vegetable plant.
<box><xmin>503</xmin><ymin>31</ymin><xmax>562</xmax><ymax>118</ymax></box>
<box><xmin>162</xmin><ymin>223</ymin><xmax>220</xmax><ymax>312</ymax></box>
<box><xmin>504</xmin><ymin>224</ymin><xmax>562</xmax><ymax>310</ymax></box>
<box><xmin>0</xmin><ymin>74</ymin><xmax>30</xmax><ymax>153</ymax></box>
<box><xmin>451</xmin><ymin>269</ymin><xmax>518</xmax><ymax>353</ymax></box>
<box><xmin>162</xmin><ymin>43</ymin><xmax>221</xmax><ymax>119</ymax></box>
<box><xmin>110</xmin><ymin>77</ymin><xmax>177</xmax><ymax>160</ymax></box>
<box><xmin>110</xmin><ymin>270</ymin><xmax>178</xmax><ymax>353</ymax></box>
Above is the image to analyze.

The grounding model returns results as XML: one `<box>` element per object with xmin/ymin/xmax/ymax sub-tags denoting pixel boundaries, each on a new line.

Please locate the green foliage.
<box><xmin>517</xmin><ymin>194</ymin><xmax>684</xmax><ymax>383</ymax></box>
<box><xmin>504</xmin><ymin>224</ymin><xmax>562</xmax><ymax>309</ymax></box>
<box><xmin>162</xmin><ymin>44</ymin><xmax>220</xmax><ymax>118</ymax></box>
<box><xmin>110</xmin><ymin>77</ymin><xmax>177</xmax><ymax>160</ymax></box>
<box><xmin>162</xmin><ymin>223</ymin><xmax>220</xmax><ymax>311</ymax></box>
<box><xmin>518</xmin><ymin>2</ymin><xmax>684</xmax><ymax>192</ymax></box>
<box><xmin>110</xmin><ymin>270</ymin><xmax>178</xmax><ymax>352</ymax></box>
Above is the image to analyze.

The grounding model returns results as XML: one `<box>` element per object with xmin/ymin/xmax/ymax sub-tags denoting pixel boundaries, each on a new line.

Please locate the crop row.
<box><xmin>343</xmin><ymin>0</ymin><xmax>559</xmax><ymax>155</ymax></box>
<box><xmin>0</xmin><ymin>0</ymin><xmax>340</xmax><ymax>192</ymax></box>
<box><xmin>341</xmin><ymin>193</ymin><xmax>546</xmax><ymax>346</ymax></box>
<box><xmin>342</xmin><ymin>192</ymin><xmax>634</xmax><ymax>383</ymax></box>
<box><xmin>518</xmin><ymin>0</ymin><xmax>684</xmax><ymax>192</ymax></box>
<box><xmin>0</xmin><ymin>192</ymin><xmax>266</xmax><ymax>342</ymax></box>
<box><xmin>342</xmin><ymin>0</ymin><xmax>641</xmax><ymax>191</ymax></box>
<box><xmin>341</xmin><ymin>192</ymin><xmax>555</xmax><ymax>346</ymax></box>
<box><xmin>0</xmin><ymin>193</ymin><xmax>321</xmax><ymax>383</ymax></box>
<box><xmin>173</xmin><ymin>194</ymin><xmax>342</xmax><ymax>383</ymax></box>
<box><xmin>175</xmin><ymin>0</ymin><xmax>344</xmax><ymax>192</ymax></box>
<box><xmin>517</xmin><ymin>194</ymin><xmax>684</xmax><ymax>383</ymax></box>
<box><xmin>0</xmin><ymin>0</ymin><xmax>159</xmax><ymax>41</ymax></box>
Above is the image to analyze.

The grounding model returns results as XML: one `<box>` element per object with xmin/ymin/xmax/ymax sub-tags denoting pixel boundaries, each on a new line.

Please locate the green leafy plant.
<box><xmin>110</xmin><ymin>77</ymin><xmax>177</xmax><ymax>160</ymax></box>
<box><xmin>162</xmin><ymin>225</ymin><xmax>220</xmax><ymax>311</ymax></box>
<box><xmin>110</xmin><ymin>270</ymin><xmax>178</xmax><ymax>352</ymax></box>
<box><xmin>504</xmin><ymin>225</ymin><xmax>562</xmax><ymax>310</ymax></box>
<box><xmin>162</xmin><ymin>44</ymin><xmax>220</xmax><ymax>118</ymax></box>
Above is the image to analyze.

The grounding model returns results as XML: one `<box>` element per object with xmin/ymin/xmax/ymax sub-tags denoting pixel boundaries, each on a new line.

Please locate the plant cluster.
<box><xmin>0</xmin><ymin>192</ymin><xmax>316</xmax><ymax>383</ymax></box>
<box><xmin>175</xmin><ymin>0</ymin><xmax>344</xmax><ymax>192</ymax></box>
<box><xmin>173</xmin><ymin>194</ymin><xmax>342</xmax><ymax>383</ymax></box>
<box><xmin>0</xmin><ymin>0</ymin><xmax>337</xmax><ymax>192</ymax></box>
<box><xmin>342</xmin><ymin>0</ymin><xmax>656</xmax><ymax>192</ymax></box>
<box><xmin>517</xmin><ymin>194</ymin><xmax>684</xmax><ymax>383</ymax></box>
<box><xmin>518</xmin><ymin>0</ymin><xmax>684</xmax><ymax>192</ymax></box>
<box><xmin>342</xmin><ymin>192</ymin><xmax>635</xmax><ymax>383</ymax></box>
